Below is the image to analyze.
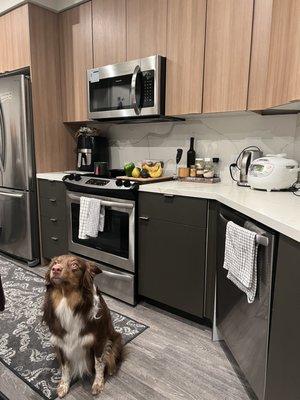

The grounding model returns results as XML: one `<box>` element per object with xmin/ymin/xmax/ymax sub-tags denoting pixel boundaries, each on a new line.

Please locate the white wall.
<box><xmin>99</xmin><ymin>113</ymin><xmax>300</xmax><ymax>183</ymax></box>
<box><xmin>0</xmin><ymin>0</ymin><xmax>85</xmax><ymax>14</ymax></box>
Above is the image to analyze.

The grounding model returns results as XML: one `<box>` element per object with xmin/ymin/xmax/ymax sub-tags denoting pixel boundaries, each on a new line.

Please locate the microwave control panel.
<box><xmin>142</xmin><ymin>70</ymin><xmax>154</xmax><ymax>108</ymax></box>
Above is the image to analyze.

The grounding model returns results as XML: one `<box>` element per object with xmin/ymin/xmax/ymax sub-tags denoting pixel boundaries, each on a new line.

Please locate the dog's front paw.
<box><xmin>57</xmin><ymin>381</ymin><xmax>70</xmax><ymax>398</ymax></box>
<box><xmin>91</xmin><ymin>380</ymin><xmax>104</xmax><ymax>396</ymax></box>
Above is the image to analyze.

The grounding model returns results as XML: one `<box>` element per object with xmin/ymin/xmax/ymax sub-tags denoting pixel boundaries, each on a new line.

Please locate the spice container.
<box><xmin>178</xmin><ymin>167</ymin><xmax>190</xmax><ymax>178</ymax></box>
<box><xmin>189</xmin><ymin>165</ymin><xmax>197</xmax><ymax>177</ymax></box>
<box><xmin>195</xmin><ymin>158</ymin><xmax>205</xmax><ymax>177</ymax></box>
<box><xmin>203</xmin><ymin>158</ymin><xmax>214</xmax><ymax>178</ymax></box>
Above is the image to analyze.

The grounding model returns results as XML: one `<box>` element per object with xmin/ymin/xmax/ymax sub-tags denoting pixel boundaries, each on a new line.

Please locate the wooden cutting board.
<box><xmin>116</xmin><ymin>175</ymin><xmax>174</xmax><ymax>184</ymax></box>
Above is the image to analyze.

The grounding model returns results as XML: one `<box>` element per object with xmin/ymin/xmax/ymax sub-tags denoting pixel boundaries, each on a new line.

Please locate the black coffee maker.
<box><xmin>77</xmin><ymin>135</ymin><xmax>109</xmax><ymax>172</ymax></box>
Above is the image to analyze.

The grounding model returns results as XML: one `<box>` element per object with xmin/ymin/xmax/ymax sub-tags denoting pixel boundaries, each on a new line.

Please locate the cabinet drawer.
<box><xmin>39</xmin><ymin>197</ymin><xmax>66</xmax><ymax>220</ymax></box>
<box><xmin>38</xmin><ymin>179</ymin><xmax>66</xmax><ymax>202</ymax></box>
<box><xmin>41</xmin><ymin>215</ymin><xmax>67</xmax><ymax>237</ymax></box>
<box><xmin>139</xmin><ymin>192</ymin><xmax>207</xmax><ymax>227</ymax></box>
<box><xmin>41</xmin><ymin>216</ymin><xmax>68</xmax><ymax>259</ymax></box>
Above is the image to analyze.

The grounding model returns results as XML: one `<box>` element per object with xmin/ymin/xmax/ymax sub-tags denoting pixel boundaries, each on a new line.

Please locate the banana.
<box><xmin>142</xmin><ymin>162</ymin><xmax>161</xmax><ymax>173</ymax></box>
<box><xmin>149</xmin><ymin>165</ymin><xmax>163</xmax><ymax>178</ymax></box>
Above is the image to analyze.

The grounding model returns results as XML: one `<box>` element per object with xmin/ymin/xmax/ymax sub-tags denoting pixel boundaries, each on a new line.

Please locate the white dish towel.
<box><xmin>223</xmin><ymin>221</ymin><xmax>258</xmax><ymax>303</ymax></box>
<box><xmin>78</xmin><ymin>197</ymin><xmax>105</xmax><ymax>240</ymax></box>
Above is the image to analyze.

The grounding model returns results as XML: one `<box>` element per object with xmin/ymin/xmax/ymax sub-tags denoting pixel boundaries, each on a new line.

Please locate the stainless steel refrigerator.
<box><xmin>0</xmin><ymin>72</ymin><xmax>39</xmax><ymax>266</ymax></box>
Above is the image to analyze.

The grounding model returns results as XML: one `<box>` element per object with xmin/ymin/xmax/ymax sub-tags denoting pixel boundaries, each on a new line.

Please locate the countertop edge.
<box><xmin>37</xmin><ymin>173</ymin><xmax>300</xmax><ymax>243</ymax></box>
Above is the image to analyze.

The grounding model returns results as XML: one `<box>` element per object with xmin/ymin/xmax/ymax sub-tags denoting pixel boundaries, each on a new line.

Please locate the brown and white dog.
<box><xmin>42</xmin><ymin>255</ymin><xmax>123</xmax><ymax>398</ymax></box>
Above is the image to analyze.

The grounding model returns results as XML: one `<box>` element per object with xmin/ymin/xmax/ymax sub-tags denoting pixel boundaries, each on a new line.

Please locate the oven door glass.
<box><xmin>67</xmin><ymin>192</ymin><xmax>135</xmax><ymax>272</ymax></box>
<box><xmin>71</xmin><ymin>203</ymin><xmax>129</xmax><ymax>259</ymax></box>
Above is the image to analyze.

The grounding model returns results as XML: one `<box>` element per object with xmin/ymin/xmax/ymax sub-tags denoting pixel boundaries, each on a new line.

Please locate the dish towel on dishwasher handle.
<box><xmin>78</xmin><ymin>197</ymin><xmax>105</xmax><ymax>239</ymax></box>
<box><xmin>223</xmin><ymin>220</ymin><xmax>258</xmax><ymax>303</ymax></box>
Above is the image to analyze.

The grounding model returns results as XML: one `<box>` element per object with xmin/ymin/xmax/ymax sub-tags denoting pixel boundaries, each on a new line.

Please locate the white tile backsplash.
<box><xmin>101</xmin><ymin>113</ymin><xmax>300</xmax><ymax>183</ymax></box>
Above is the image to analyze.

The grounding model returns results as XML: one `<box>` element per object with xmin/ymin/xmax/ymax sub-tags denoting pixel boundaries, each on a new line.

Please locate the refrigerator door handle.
<box><xmin>0</xmin><ymin>191</ymin><xmax>24</xmax><ymax>198</ymax></box>
<box><xmin>0</xmin><ymin>100</ymin><xmax>5</xmax><ymax>172</ymax></box>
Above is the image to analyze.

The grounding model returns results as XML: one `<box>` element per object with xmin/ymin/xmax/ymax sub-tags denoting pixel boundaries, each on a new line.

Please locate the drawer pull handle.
<box><xmin>163</xmin><ymin>194</ymin><xmax>174</xmax><ymax>198</ymax></box>
<box><xmin>51</xmin><ymin>236</ymin><xmax>58</xmax><ymax>241</ymax></box>
<box><xmin>50</xmin><ymin>217</ymin><xmax>57</xmax><ymax>222</ymax></box>
<box><xmin>139</xmin><ymin>216</ymin><xmax>149</xmax><ymax>221</ymax></box>
<box><xmin>49</xmin><ymin>198</ymin><xmax>56</xmax><ymax>203</ymax></box>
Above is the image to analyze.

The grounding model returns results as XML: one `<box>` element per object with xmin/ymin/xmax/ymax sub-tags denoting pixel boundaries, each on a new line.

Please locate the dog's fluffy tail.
<box><xmin>103</xmin><ymin>332</ymin><xmax>124</xmax><ymax>376</ymax></box>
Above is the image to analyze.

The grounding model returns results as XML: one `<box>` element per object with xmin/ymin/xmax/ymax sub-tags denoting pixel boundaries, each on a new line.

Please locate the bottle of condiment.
<box><xmin>190</xmin><ymin>165</ymin><xmax>197</xmax><ymax>177</ymax></box>
<box><xmin>187</xmin><ymin>137</ymin><xmax>196</xmax><ymax>167</ymax></box>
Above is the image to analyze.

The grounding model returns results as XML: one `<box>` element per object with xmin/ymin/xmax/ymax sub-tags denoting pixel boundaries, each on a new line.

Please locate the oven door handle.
<box><xmin>67</xmin><ymin>193</ymin><xmax>134</xmax><ymax>210</ymax></box>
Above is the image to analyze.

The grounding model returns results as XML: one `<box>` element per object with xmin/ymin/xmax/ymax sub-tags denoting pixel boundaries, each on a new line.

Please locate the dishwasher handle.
<box><xmin>219</xmin><ymin>213</ymin><xmax>269</xmax><ymax>247</ymax></box>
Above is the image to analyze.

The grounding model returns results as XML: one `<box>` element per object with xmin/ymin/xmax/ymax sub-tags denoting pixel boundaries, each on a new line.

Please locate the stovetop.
<box><xmin>63</xmin><ymin>173</ymin><xmax>139</xmax><ymax>199</ymax></box>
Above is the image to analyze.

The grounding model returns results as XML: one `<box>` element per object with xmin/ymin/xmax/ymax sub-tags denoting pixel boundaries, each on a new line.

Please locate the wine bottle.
<box><xmin>187</xmin><ymin>137</ymin><xmax>196</xmax><ymax>167</ymax></box>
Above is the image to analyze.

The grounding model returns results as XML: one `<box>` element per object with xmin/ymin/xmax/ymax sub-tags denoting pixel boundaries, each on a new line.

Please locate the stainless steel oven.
<box><xmin>67</xmin><ymin>191</ymin><xmax>135</xmax><ymax>273</ymax></box>
<box><xmin>87</xmin><ymin>55</ymin><xmax>165</xmax><ymax>120</ymax></box>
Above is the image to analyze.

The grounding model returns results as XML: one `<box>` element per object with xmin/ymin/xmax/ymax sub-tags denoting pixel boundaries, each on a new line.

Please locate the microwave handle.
<box><xmin>131</xmin><ymin>65</ymin><xmax>141</xmax><ymax>116</ymax></box>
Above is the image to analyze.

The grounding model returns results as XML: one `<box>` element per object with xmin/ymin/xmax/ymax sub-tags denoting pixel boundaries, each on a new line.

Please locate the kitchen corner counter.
<box><xmin>139</xmin><ymin>181</ymin><xmax>300</xmax><ymax>243</ymax></box>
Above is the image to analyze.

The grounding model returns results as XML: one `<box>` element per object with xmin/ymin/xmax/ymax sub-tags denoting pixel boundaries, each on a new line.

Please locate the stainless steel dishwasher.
<box><xmin>215</xmin><ymin>205</ymin><xmax>277</xmax><ymax>400</ymax></box>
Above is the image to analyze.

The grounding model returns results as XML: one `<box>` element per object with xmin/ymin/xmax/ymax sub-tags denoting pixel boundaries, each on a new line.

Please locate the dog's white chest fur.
<box><xmin>51</xmin><ymin>297</ymin><xmax>94</xmax><ymax>377</ymax></box>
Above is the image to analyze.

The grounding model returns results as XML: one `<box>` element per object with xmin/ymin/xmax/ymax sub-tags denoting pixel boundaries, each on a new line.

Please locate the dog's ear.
<box><xmin>45</xmin><ymin>257</ymin><xmax>57</xmax><ymax>287</ymax></box>
<box><xmin>82</xmin><ymin>267</ymin><xmax>93</xmax><ymax>293</ymax></box>
<box><xmin>89</xmin><ymin>261</ymin><xmax>102</xmax><ymax>277</ymax></box>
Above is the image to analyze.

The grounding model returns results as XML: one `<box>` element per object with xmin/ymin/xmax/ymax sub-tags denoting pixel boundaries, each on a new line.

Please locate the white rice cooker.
<box><xmin>248</xmin><ymin>154</ymin><xmax>299</xmax><ymax>191</ymax></box>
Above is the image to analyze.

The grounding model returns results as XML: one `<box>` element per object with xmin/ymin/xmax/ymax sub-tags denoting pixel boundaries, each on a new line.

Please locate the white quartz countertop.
<box><xmin>140</xmin><ymin>181</ymin><xmax>300</xmax><ymax>243</ymax></box>
<box><xmin>37</xmin><ymin>172</ymin><xmax>68</xmax><ymax>181</ymax></box>
<box><xmin>37</xmin><ymin>172</ymin><xmax>300</xmax><ymax>242</ymax></box>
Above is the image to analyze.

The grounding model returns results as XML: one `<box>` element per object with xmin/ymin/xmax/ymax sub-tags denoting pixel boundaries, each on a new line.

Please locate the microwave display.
<box><xmin>89</xmin><ymin>70</ymin><xmax>154</xmax><ymax>113</ymax></box>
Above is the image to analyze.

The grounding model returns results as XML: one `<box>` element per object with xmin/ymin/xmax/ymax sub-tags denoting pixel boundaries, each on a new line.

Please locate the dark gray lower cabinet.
<box><xmin>266</xmin><ymin>235</ymin><xmax>300</xmax><ymax>400</ymax></box>
<box><xmin>138</xmin><ymin>193</ymin><xmax>207</xmax><ymax>318</ymax></box>
<box><xmin>38</xmin><ymin>179</ymin><xmax>68</xmax><ymax>260</ymax></box>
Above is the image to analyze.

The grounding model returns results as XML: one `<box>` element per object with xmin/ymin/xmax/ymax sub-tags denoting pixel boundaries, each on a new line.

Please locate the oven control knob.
<box><xmin>74</xmin><ymin>174</ymin><xmax>82</xmax><ymax>181</ymax></box>
<box><xmin>115</xmin><ymin>179</ymin><xmax>123</xmax><ymax>187</ymax></box>
<box><xmin>68</xmin><ymin>173</ymin><xmax>75</xmax><ymax>180</ymax></box>
<box><xmin>123</xmin><ymin>180</ymin><xmax>131</xmax><ymax>188</ymax></box>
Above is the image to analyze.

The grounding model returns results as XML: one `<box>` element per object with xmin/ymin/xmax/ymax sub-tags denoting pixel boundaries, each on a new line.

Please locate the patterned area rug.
<box><xmin>0</xmin><ymin>258</ymin><xmax>147</xmax><ymax>400</ymax></box>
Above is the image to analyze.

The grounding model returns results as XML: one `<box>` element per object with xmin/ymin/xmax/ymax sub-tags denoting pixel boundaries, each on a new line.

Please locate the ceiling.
<box><xmin>0</xmin><ymin>0</ymin><xmax>86</xmax><ymax>14</ymax></box>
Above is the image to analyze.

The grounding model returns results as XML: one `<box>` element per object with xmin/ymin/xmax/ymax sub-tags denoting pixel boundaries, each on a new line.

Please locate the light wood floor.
<box><xmin>0</xmin><ymin>262</ymin><xmax>255</xmax><ymax>400</ymax></box>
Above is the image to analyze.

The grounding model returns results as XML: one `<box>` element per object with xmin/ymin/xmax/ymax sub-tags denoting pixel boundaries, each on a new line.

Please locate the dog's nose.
<box><xmin>52</xmin><ymin>264</ymin><xmax>62</xmax><ymax>275</ymax></box>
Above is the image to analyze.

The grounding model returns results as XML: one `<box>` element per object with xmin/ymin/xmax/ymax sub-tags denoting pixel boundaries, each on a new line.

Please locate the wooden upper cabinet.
<box><xmin>126</xmin><ymin>0</ymin><xmax>167</xmax><ymax>60</ymax></box>
<box><xmin>203</xmin><ymin>0</ymin><xmax>254</xmax><ymax>113</ymax></box>
<box><xmin>166</xmin><ymin>0</ymin><xmax>206</xmax><ymax>116</ymax></box>
<box><xmin>59</xmin><ymin>2</ymin><xmax>93</xmax><ymax>122</ymax></box>
<box><xmin>92</xmin><ymin>0</ymin><xmax>126</xmax><ymax>67</ymax></box>
<box><xmin>248</xmin><ymin>0</ymin><xmax>300</xmax><ymax>110</ymax></box>
<box><xmin>0</xmin><ymin>5</ymin><xmax>31</xmax><ymax>73</ymax></box>
<box><xmin>0</xmin><ymin>18</ymin><xmax>5</xmax><ymax>73</ymax></box>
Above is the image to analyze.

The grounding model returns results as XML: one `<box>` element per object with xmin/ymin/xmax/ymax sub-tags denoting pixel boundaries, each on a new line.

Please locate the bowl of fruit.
<box><xmin>124</xmin><ymin>160</ymin><xmax>164</xmax><ymax>179</ymax></box>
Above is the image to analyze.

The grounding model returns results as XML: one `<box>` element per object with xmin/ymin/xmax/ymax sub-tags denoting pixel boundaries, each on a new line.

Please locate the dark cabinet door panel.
<box><xmin>139</xmin><ymin>218</ymin><xmax>206</xmax><ymax>317</ymax></box>
<box><xmin>139</xmin><ymin>192</ymin><xmax>207</xmax><ymax>227</ymax></box>
<box><xmin>266</xmin><ymin>235</ymin><xmax>300</xmax><ymax>400</ymax></box>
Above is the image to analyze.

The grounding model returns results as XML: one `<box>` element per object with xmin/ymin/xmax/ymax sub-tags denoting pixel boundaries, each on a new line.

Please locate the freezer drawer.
<box><xmin>0</xmin><ymin>189</ymin><xmax>39</xmax><ymax>261</ymax></box>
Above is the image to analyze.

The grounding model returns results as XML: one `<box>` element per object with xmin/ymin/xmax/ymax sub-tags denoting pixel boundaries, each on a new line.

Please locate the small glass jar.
<box><xmin>203</xmin><ymin>158</ymin><xmax>214</xmax><ymax>178</ymax></box>
<box><xmin>204</xmin><ymin>158</ymin><xmax>213</xmax><ymax>170</ymax></box>
<box><xmin>190</xmin><ymin>165</ymin><xmax>197</xmax><ymax>177</ymax></box>
<box><xmin>195</xmin><ymin>158</ymin><xmax>205</xmax><ymax>177</ymax></box>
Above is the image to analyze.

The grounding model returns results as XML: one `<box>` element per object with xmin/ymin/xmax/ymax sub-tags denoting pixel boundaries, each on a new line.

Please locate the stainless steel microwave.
<box><xmin>87</xmin><ymin>55</ymin><xmax>166</xmax><ymax>120</ymax></box>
